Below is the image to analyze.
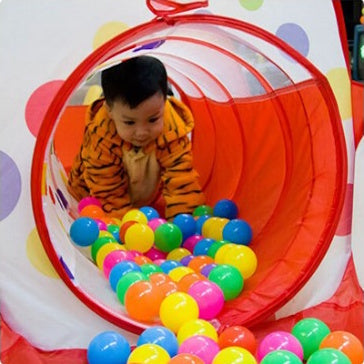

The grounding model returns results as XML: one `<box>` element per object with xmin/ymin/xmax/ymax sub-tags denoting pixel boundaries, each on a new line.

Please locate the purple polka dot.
<box><xmin>0</xmin><ymin>151</ymin><xmax>21</xmax><ymax>221</ymax></box>
<box><xmin>133</xmin><ymin>40</ymin><xmax>165</xmax><ymax>52</ymax></box>
<box><xmin>276</xmin><ymin>23</ymin><xmax>310</xmax><ymax>58</ymax></box>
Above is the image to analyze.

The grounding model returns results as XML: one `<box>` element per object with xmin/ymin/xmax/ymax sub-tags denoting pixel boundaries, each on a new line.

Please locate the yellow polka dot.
<box><xmin>83</xmin><ymin>85</ymin><xmax>103</xmax><ymax>105</ymax></box>
<box><xmin>26</xmin><ymin>228</ymin><xmax>59</xmax><ymax>279</ymax></box>
<box><xmin>325</xmin><ymin>68</ymin><xmax>352</xmax><ymax>120</ymax></box>
<box><xmin>93</xmin><ymin>21</ymin><xmax>129</xmax><ymax>50</ymax></box>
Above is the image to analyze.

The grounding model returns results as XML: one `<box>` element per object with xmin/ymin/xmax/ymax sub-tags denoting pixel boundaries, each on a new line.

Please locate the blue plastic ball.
<box><xmin>87</xmin><ymin>331</ymin><xmax>131</xmax><ymax>364</ymax></box>
<box><xmin>159</xmin><ymin>260</ymin><xmax>182</xmax><ymax>274</ymax></box>
<box><xmin>213</xmin><ymin>199</ymin><xmax>239</xmax><ymax>220</ymax></box>
<box><xmin>173</xmin><ymin>213</ymin><xmax>197</xmax><ymax>240</ymax></box>
<box><xmin>193</xmin><ymin>238</ymin><xmax>215</xmax><ymax>256</ymax></box>
<box><xmin>139</xmin><ymin>206</ymin><xmax>160</xmax><ymax>221</ymax></box>
<box><xmin>137</xmin><ymin>326</ymin><xmax>179</xmax><ymax>357</ymax></box>
<box><xmin>70</xmin><ymin>217</ymin><xmax>99</xmax><ymax>246</ymax></box>
<box><xmin>195</xmin><ymin>215</ymin><xmax>211</xmax><ymax>235</ymax></box>
<box><xmin>109</xmin><ymin>260</ymin><xmax>141</xmax><ymax>291</ymax></box>
<box><xmin>222</xmin><ymin>219</ymin><xmax>252</xmax><ymax>245</ymax></box>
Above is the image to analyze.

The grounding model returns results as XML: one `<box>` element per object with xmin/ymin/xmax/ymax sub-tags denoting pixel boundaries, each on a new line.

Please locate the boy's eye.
<box><xmin>149</xmin><ymin>117</ymin><xmax>159</xmax><ymax>123</ymax></box>
<box><xmin>124</xmin><ymin>120</ymin><xmax>135</xmax><ymax>126</ymax></box>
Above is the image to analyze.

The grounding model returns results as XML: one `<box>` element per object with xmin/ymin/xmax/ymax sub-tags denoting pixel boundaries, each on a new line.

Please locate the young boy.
<box><xmin>67</xmin><ymin>55</ymin><xmax>205</xmax><ymax>220</ymax></box>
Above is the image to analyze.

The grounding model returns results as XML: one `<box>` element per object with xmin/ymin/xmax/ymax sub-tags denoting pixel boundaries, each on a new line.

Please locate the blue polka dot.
<box><xmin>276</xmin><ymin>23</ymin><xmax>310</xmax><ymax>58</ymax></box>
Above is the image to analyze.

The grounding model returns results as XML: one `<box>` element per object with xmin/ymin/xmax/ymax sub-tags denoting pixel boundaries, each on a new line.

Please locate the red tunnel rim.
<box><xmin>30</xmin><ymin>13</ymin><xmax>348</xmax><ymax>332</ymax></box>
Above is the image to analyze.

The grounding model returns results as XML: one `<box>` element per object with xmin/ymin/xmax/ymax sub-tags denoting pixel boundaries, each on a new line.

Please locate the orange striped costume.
<box><xmin>67</xmin><ymin>96</ymin><xmax>205</xmax><ymax>220</ymax></box>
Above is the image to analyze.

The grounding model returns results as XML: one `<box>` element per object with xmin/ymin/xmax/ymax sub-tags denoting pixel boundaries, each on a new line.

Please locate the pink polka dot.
<box><xmin>336</xmin><ymin>183</ymin><xmax>353</xmax><ymax>236</ymax></box>
<box><xmin>25</xmin><ymin>80</ymin><xmax>64</xmax><ymax>137</ymax></box>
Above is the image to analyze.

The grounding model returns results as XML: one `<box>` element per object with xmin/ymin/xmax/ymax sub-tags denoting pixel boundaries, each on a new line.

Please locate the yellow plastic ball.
<box><xmin>121</xmin><ymin>209</ymin><xmax>148</xmax><ymax>225</ymax></box>
<box><xmin>168</xmin><ymin>266</ymin><xmax>195</xmax><ymax>282</ymax></box>
<box><xmin>177</xmin><ymin>319</ymin><xmax>218</xmax><ymax>344</ymax></box>
<box><xmin>203</xmin><ymin>217</ymin><xmax>229</xmax><ymax>240</ymax></box>
<box><xmin>214</xmin><ymin>243</ymin><xmax>236</xmax><ymax>264</ymax></box>
<box><xmin>124</xmin><ymin>223</ymin><xmax>154</xmax><ymax>253</ymax></box>
<box><xmin>223</xmin><ymin>245</ymin><xmax>258</xmax><ymax>279</ymax></box>
<box><xmin>127</xmin><ymin>343</ymin><xmax>170</xmax><ymax>364</ymax></box>
<box><xmin>166</xmin><ymin>248</ymin><xmax>191</xmax><ymax>261</ymax></box>
<box><xmin>159</xmin><ymin>292</ymin><xmax>199</xmax><ymax>333</ymax></box>
<box><xmin>98</xmin><ymin>230</ymin><xmax>115</xmax><ymax>239</ymax></box>
<box><xmin>212</xmin><ymin>346</ymin><xmax>257</xmax><ymax>364</ymax></box>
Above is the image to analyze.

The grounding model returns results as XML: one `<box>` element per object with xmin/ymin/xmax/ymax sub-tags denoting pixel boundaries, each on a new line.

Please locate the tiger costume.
<box><xmin>67</xmin><ymin>96</ymin><xmax>205</xmax><ymax>220</ymax></box>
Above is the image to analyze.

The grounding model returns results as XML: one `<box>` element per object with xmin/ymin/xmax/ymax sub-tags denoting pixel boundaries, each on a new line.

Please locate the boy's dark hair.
<box><xmin>101</xmin><ymin>55</ymin><xmax>168</xmax><ymax>108</ymax></box>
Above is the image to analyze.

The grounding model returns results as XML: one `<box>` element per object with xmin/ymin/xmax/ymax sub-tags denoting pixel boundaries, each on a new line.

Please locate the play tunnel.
<box><xmin>31</xmin><ymin>13</ymin><xmax>347</xmax><ymax>334</ymax></box>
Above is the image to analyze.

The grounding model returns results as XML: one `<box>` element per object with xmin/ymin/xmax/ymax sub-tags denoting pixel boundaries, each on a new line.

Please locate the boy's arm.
<box><xmin>159</xmin><ymin>136</ymin><xmax>205</xmax><ymax>220</ymax></box>
<box><xmin>81</xmin><ymin>124</ymin><xmax>132</xmax><ymax>218</ymax></box>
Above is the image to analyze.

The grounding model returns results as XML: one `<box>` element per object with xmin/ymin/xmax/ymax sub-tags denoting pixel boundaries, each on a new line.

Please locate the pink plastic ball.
<box><xmin>153</xmin><ymin>259</ymin><xmax>166</xmax><ymax>266</ymax></box>
<box><xmin>78</xmin><ymin>196</ymin><xmax>102</xmax><ymax>213</ymax></box>
<box><xmin>178</xmin><ymin>335</ymin><xmax>220</xmax><ymax>364</ymax></box>
<box><xmin>102</xmin><ymin>250</ymin><xmax>134</xmax><ymax>278</ymax></box>
<box><xmin>145</xmin><ymin>246</ymin><xmax>167</xmax><ymax>261</ymax></box>
<box><xmin>94</xmin><ymin>218</ymin><xmax>108</xmax><ymax>231</ymax></box>
<box><xmin>182</xmin><ymin>234</ymin><xmax>203</xmax><ymax>253</ymax></box>
<box><xmin>148</xmin><ymin>218</ymin><xmax>167</xmax><ymax>231</ymax></box>
<box><xmin>187</xmin><ymin>280</ymin><xmax>225</xmax><ymax>320</ymax></box>
<box><xmin>257</xmin><ymin>330</ymin><xmax>304</xmax><ymax>361</ymax></box>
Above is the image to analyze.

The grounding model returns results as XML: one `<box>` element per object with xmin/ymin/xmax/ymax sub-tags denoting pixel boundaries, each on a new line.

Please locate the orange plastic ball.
<box><xmin>168</xmin><ymin>353</ymin><xmax>205</xmax><ymax>363</ymax></box>
<box><xmin>188</xmin><ymin>255</ymin><xmax>214</xmax><ymax>273</ymax></box>
<box><xmin>218</xmin><ymin>326</ymin><xmax>257</xmax><ymax>355</ymax></box>
<box><xmin>79</xmin><ymin>204</ymin><xmax>105</xmax><ymax>219</ymax></box>
<box><xmin>177</xmin><ymin>272</ymin><xmax>206</xmax><ymax>292</ymax></box>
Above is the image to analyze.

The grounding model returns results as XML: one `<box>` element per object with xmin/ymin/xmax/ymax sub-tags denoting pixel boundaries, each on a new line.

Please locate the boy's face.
<box><xmin>107</xmin><ymin>92</ymin><xmax>165</xmax><ymax>147</ymax></box>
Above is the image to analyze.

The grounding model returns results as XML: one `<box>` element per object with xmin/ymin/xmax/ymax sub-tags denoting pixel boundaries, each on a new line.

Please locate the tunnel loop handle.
<box><xmin>146</xmin><ymin>0</ymin><xmax>208</xmax><ymax>17</ymax></box>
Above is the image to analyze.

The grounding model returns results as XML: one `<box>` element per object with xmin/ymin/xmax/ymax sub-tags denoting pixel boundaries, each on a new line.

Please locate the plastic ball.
<box><xmin>134</xmin><ymin>255</ymin><xmax>152</xmax><ymax>265</ymax></box>
<box><xmin>178</xmin><ymin>335</ymin><xmax>220</xmax><ymax>364</ymax></box>
<box><xmin>223</xmin><ymin>244</ymin><xmax>258</xmax><ymax>279</ymax></box>
<box><xmin>140</xmin><ymin>263</ymin><xmax>163</xmax><ymax>277</ymax></box>
<box><xmin>159</xmin><ymin>292</ymin><xmax>199</xmax><ymax>333</ymax></box>
<box><xmin>79</xmin><ymin>204</ymin><xmax>105</xmax><ymax>219</ymax></box>
<box><xmin>207</xmin><ymin>240</ymin><xmax>229</xmax><ymax>258</ymax></box>
<box><xmin>70</xmin><ymin>217</ymin><xmax>99</xmax><ymax>246</ymax></box>
<box><xmin>168</xmin><ymin>353</ymin><xmax>205</xmax><ymax>364</ymax></box>
<box><xmin>222</xmin><ymin>219</ymin><xmax>252</xmax><ymax>245</ymax></box>
<box><xmin>212</xmin><ymin>346</ymin><xmax>257</xmax><ymax>364</ymax></box>
<box><xmin>195</xmin><ymin>215</ymin><xmax>211</xmax><ymax>235</ymax></box>
<box><xmin>213</xmin><ymin>199</ymin><xmax>239</xmax><ymax>219</ymax></box>
<box><xmin>124</xmin><ymin>223</ymin><xmax>154</xmax><ymax>253</ymax></box>
<box><xmin>145</xmin><ymin>246</ymin><xmax>167</xmax><ymax>261</ymax></box>
<box><xmin>107</xmin><ymin>224</ymin><xmax>121</xmax><ymax>242</ymax></box>
<box><xmin>193</xmin><ymin>205</ymin><xmax>213</xmax><ymax>217</ymax></box>
<box><xmin>100</xmin><ymin>217</ymin><xmax>117</xmax><ymax>226</ymax></box>
<box><xmin>149</xmin><ymin>273</ymin><xmax>178</xmax><ymax>298</ymax></box>
<box><xmin>182</xmin><ymin>234</ymin><xmax>204</xmax><ymax>253</ymax></box>
<box><xmin>291</xmin><ymin>318</ymin><xmax>331</xmax><ymax>360</ymax></box>
<box><xmin>154</xmin><ymin>223</ymin><xmax>183</xmax><ymax>252</ymax></box>
<box><xmin>139</xmin><ymin>206</ymin><xmax>160</xmax><ymax>221</ymax></box>
<box><xmin>148</xmin><ymin>217</ymin><xmax>167</xmax><ymax>231</ymax></box>
<box><xmin>109</xmin><ymin>260</ymin><xmax>141</xmax><ymax>291</ymax></box>
<box><xmin>116</xmin><ymin>271</ymin><xmax>148</xmax><ymax>304</ymax></box>
<box><xmin>124</xmin><ymin>280</ymin><xmax>164</xmax><ymax>322</ymax></box>
<box><xmin>160</xmin><ymin>260</ymin><xmax>183</xmax><ymax>274</ymax></box>
<box><xmin>213</xmin><ymin>243</ymin><xmax>236</xmax><ymax>264</ymax></box>
<box><xmin>319</xmin><ymin>330</ymin><xmax>364</xmax><ymax>364</ymax></box>
<box><xmin>103</xmin><ymin>249</ymin><xmax>134</xmax><ymax>278</ymax></box>
<box><xmin>173</xmin><ymin>213</ymin><xmax>197</xmax><ymax>240</ymax></box>
<box><xmin>121</xmin><ymin>209</ymin><xmax>148</xmax><ymax>225</ymax></box>
<box><xmin>180</xmin><ymin>255</ymin><xmax>194</xmax><ymax>266</ymax></box>
<box><xmin>188</xmin><ymin>255</ymin><xmax>214</xmax><ymax>273</ymax></box>
<box><xmin>167</xmin><ymin>248</ymin><xmax>191</xmax><ymax>262</ymax></box>
<box><xmin>257</xmin><ymin>331</ymin><xmax>304</xmax><ymax>362</ymax></box>
<box><xmin>94</xmin><ymin>218</ymin><xmax>108</xmax><ymax>231</ymax></box>
<box><xmin>260</xmin><ymin>350</ymin><xmax>302</xmax><ymax>364</ymax></box>
<box><xmin>208</xmin><ymin>264</ymin><xmax>244</xmax><ymax>300</ymax></box>
<box><xmin>168</xmin><ymin>266</ymin><xmax>195</xmax><ymax>282</ymax></box>
<box><xmin>96</xmin><ymin>243</ymin><xmax>124</xmax><ymax>270</ymax></box>
<box><xmin>98</xmin><ymin>230</ymin><xmax>115</xmax><ymax>240</ymax></box>
<box><xmin>306</xmin><ymin>348</ymin><xmax>351</xmax><ymax>364</ymax></box>
<box><xmin>87</xmin><ymin>331</ymin><xmax>130</xmax><ymax>364</ymax></box>
<box><xmin>177</xmin><ymin>319</ymin><xmax>218</xmax><ymax>344</ymax></box>
<box><xmin>218</xmin><ymin>326</ymin><xmax>257</xmax><ymax>354</ymax></box>
<box><xmin>91</xmin><ymin>236</ymin><xmax>117</xmax><ymax>262</ymax></box>
<box><xmin>127</xmin><ymin>343</ymin><xmax>170</xmax><ymax>364</ymax></box>
<box><xmin>193</xmin><ymin>238</ymin><xmax>215</xmax><ymax>256</ymax></box>
<box><xmin>200</xmin><ymin>263</ymin><xmax>217</xmax><ymax>277</ymax></box>
<box><xmin>137</xmin><ymin>326</ymin><xmax>179</xmax><ymax>357</ymax></box>
<box><xmin>177</xmin><ymin>272</ymin><xmax>206</xmax><ymax>292</ymax></box>
<box><xmin>203</xmin><ymin>217</ymin><xmax>229</xmax><ymax>240</ymax></box>
<box><xmin>187</xmin><ymin>280</ymin><xmax>224</xmax><ymax>320</ymax></box>
<box><xmin>78</xmin><ymin>196</ymin><xmax>102</xmax><ymax>213</ymax></box>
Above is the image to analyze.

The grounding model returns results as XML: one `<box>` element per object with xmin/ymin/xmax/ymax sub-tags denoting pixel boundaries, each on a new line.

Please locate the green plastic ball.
<box><xmin>154</xmin><ymin>223</ymin><xmax>183</xmax><ymax>252</ymax></box>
